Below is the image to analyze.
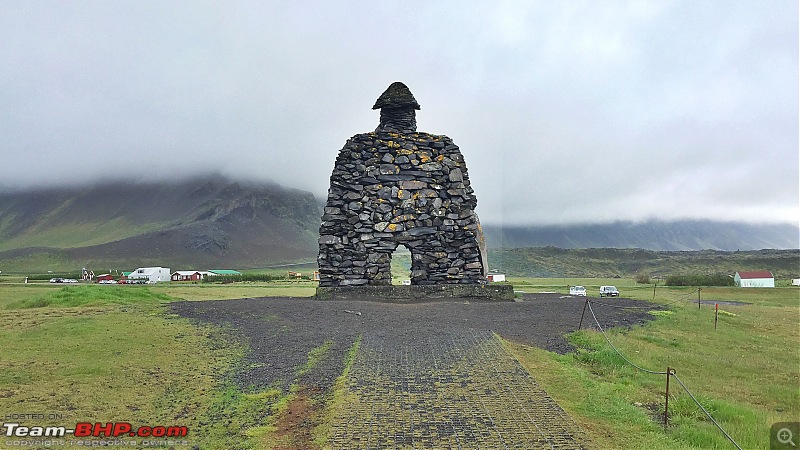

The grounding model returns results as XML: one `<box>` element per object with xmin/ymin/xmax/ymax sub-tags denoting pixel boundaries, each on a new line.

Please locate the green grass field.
<box><xmin>1</xmin><ymin>278</ymin><xmax>797</xmax><ymax>449</ymax></box>
<box><xmin>0</xmin><ymin>290</ymin><xmax>242</xmax><ymax>448</ymax></box>
<box><xmin>505</xmin><ymin>277</ymin><xmax>800</xmax><ymax>449</ymax></box>
<box><xmin>0</xmin><ymin>282</ymin><xmax>317</xmax><ymax>449</ymax></box>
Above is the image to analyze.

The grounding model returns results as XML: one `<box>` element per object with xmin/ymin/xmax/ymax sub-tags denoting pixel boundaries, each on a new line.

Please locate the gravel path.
<box><xmin>171</xmin><ymin>293</ymin><xmax>658</xmax><ymax>448</ymax></box>
<box><xmin>330</xmin><ymin>329</ymin><xmax>591</xmax><ymax>449</ymax></box>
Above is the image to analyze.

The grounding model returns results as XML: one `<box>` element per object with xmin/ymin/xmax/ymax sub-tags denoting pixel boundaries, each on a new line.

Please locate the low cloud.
<box><xmin>0</xmin><ymin>1</ymin><xmax>796</xmax><ymax>225</ymax></box>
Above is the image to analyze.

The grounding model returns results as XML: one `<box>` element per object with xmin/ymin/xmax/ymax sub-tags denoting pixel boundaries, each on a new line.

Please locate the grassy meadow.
<box><xmin>505</xmin><ymin>277</ymin><xmax>800</xmax><ymax>449</ymax></box>
<box><xmin>0</xmin><ymin>280</ymin><xmax>319</xmax><ymax>449</ymax></box>
<box><xmin>0</xmin><ymin>286</ymin><xmax>240</xmax><ymax>448</ymax></box>
<box><xmin>0</xmin><ymin>276</ymin><xmax>797</xmax><ymax>449</ymax></box>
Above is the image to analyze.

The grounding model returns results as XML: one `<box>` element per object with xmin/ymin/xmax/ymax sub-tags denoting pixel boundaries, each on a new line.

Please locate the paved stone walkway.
<box><xmin>329</xmin><ymin>330</ymin><xmax>591</xmax><ymax>449</ymax></box>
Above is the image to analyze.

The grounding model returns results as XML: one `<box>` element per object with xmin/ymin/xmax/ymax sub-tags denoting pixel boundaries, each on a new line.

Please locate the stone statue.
<box><xmin>318</xmin><ymin>82</ymin><xmax>487</xmax><ymax>287</ymax></box>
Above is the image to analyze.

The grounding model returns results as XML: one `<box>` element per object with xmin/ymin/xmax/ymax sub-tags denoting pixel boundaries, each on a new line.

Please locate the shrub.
<box><xmin>634</xmin><ymin>272</ymin><xmax>651</xmax><ymax>284</ymax></box>
<box><xmin>204</xmin><ymin>274</ymin><xmax>285</xmax><ymax>283</ymax></box>
<box><xmin>664</xmin><ymin>274</ymin><xmax>734</xmax><ymax>287</ymax></box>
<box><xmin>27</xmin><ymin>273</ymin><xmax>81</xmax><ymax>281</ymax></box>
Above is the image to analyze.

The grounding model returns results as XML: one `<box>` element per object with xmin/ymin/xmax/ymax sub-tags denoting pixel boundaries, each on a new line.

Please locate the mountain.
<box><xmin>0</xmin><ymin>176</ymin><xmax>321</xmax><ymax>270</ymax></box>
<box><xmin>487</xmin><ymin>247</ymin><xmax>799</xmax><ymax>279</ymax></box>
<box><xmin>482</xmin><ymin>221</ymin><xmax>798</xmax><ymax>251</ymax></box>
<box><xmin>0</xmin><ymin>177</ymin><xmax>797</xmax><ymax>273</ymax></box>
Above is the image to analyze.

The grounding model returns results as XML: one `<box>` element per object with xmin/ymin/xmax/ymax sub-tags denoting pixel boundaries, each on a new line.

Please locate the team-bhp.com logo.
<box><xmin>4</xmin><ymin>422</ymin><xmax>188</xmax><ymax>438</ymax></box>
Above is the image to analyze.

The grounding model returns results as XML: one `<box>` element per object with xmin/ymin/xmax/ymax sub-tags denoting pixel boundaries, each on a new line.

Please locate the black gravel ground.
<box><xmin>170</xmin><ymin>293</ymin><xmax>658</xmax><ymax>393</ymax></box>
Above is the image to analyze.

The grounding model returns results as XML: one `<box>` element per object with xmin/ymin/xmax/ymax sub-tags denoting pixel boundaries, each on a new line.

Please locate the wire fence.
<box><xmin>582</xmin><ymin>299</ymin><xmax>743</xmax><ymax>450</ymax></box>
<box><xmin>587</xmin><ymin>289</ymin><xmax>699</xmax><ymax>310</ymax></box>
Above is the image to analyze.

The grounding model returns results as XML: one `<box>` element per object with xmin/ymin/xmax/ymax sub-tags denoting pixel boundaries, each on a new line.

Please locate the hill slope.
<box><xmin>0</xmin><ymin>177</ymin><xmax>321</xmax><ymax>269</ymax></box>
<box><xmin>483</xmin><ymin>221</ymin><xmax>798</xmax><ymax>251</ymax></box>
<box><xmin>1</xmin><ymin>178</ymin><xmax>797</xmax><ymax>272</ymax></box>
<box><xmin>487</xmin><ymin>247</ymin><xmax>799</xmax><ymax>279</ymax></box>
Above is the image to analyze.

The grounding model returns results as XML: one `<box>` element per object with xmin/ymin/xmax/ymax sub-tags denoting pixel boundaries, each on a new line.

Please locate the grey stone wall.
<box><xmin>315</xmin><ymin>284</ymin><xmax>515</xmax><ymax>302</ymax></box>
<box><xmin>318</xmin><ymin>83</ymin><xmax>486</xmax><ymax>287</ymax></box>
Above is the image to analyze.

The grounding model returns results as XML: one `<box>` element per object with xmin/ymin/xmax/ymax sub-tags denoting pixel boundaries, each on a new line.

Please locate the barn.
<box><xmin>734</xmin><ymin>271</ymin><xmax>775</xmax><ymax>288</ymax></box>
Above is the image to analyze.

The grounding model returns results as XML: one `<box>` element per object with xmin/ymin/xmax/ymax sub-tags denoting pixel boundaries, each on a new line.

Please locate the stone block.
<box><xmin>319</xmin><ymin>235</ymin><xmax>341</xmax><ymax>244</ymax></box>
<box><xmin>448</xmin><ymin>169</ymin><xmax>463</xmax><ymax>182</ymax></box>
<box><xmin>399</xmin><ymin>180</ymin><xmax>427</xmax><ymax>190</ymax></box>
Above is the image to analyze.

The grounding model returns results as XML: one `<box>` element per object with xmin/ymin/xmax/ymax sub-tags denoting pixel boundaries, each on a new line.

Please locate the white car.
<box><xmin>569</xmin><ymin>286</ymin><xmax>587</xmax><ymax>296</ymax></box>
<box><xmin>600</xmin><ymin>286</ymin><xmax>620</xmax><ymax>297</ymax></box>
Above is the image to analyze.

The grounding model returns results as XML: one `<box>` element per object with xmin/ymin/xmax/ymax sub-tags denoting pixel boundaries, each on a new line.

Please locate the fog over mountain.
<box><xmin>1</xmin><ymin>1</ymin><xmax>797</xmax><ymax>227</ymax></box>
<box><xmin>0</xmin><ymin>177</ymin><xmax>321</xmax><ymax>269</ymax></box>
<box><xmin>0</xmin><ymin>179</ymin><xmax>796</xmax><ymax>273</ymax></box>
<box><xmin>483</xmin><ymin>221</ymin><xmax>799</xmax><ymax>251</ymax></box>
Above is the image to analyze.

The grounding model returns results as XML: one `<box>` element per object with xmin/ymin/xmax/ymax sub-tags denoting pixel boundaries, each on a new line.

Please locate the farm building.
<box><xmin>129</xmin><ymin>267</ymin><xmax>171</xmax><ymax>283</ymax></box>
<box><xmin>734</xmin><ymin>271</ymin><xmax>774</xmax><ymax>288</ymax></box>
<box><xmin>95</xmin><ymin>274</ymin><xmax>114</xmax><ymax>282</ymax></box>
<box><xmin>171</xmin><ymin>271</ymin><xmax>203</xmax><ymax>281</ymax></box>
<box><xmin>487</xmin><ymin>274</ymin><xmax>506</xmax><ymax>282</ymax></box>
<box><xmin>208</xmin><ymin>269</ymin><xmax>242</xmax><ymax>276</ymax></box>
<box><xmin>792</xmin><ymin>278</ymin><xmax>800</xmax><ymax>286</ymax></box>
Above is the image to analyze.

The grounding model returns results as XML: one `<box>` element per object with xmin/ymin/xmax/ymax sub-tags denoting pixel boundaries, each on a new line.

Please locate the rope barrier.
<box><xmin>589</xmin><ymin>300</ymin><xmax>654</xmax><ymax>309</ymax></box>
<box><xmin>585</xmin><ymin>301</ymin><xmax>669</xmax><ymax>375</ymax></box>
<box><xmin>582</xmin><ymin>299</ymin><xmax>743</xmax><ymax>449</ymax></box>
<box><xmin>670</xmin><ymin>373</ymin><xmax>743</xmax><ymax>450</ymax></box>
<box><xmin>589</xmin><ymin>291</ymin><xmax>695</xmax><ymax>310</ymax></box>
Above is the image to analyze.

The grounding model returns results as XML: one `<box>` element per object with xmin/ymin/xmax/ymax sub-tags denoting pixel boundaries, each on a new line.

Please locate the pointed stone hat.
<box><xmin>372</xmin><ymin>82</ymin><xmax>421</xmax><ymax>110</ymax></box>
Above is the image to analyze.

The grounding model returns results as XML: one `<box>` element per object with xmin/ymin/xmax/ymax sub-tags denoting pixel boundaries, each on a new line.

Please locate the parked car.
<box><xmin>64</xmin><ymin>279</ymin><xmax>78</xmax><ymax>283</ymax></box>
<box><xmin>49</xmin><ymin>278</ymin><xmax>64</xmax><ymax>283</ymax></box>
<box><xmin>599</xmin><ymin>286</ymin><xmax>620</xmax><ymax>297</ymax></box>
<box><xmin>569</xmin><ymin>286</ymin><xmax>587</xmax><ymax>296</ymax></box>
<box><xmin>98</xmin><ymin>279</ymin><xmax>116</xmax><ymax>284</ymax></box>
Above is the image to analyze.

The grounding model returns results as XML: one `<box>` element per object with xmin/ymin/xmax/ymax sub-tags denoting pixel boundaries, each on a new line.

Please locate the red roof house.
<box><xmin>734</xmin><ymin>271</ymin><xmax>774</xmax><ymax>288</ymax></box>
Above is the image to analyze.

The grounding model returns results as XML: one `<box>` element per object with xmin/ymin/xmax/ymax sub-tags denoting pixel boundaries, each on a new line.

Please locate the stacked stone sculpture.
<box><xmin>318</xmin><ymin>82</ymin><xmax>487</xmax><ymax>287</ymax></box>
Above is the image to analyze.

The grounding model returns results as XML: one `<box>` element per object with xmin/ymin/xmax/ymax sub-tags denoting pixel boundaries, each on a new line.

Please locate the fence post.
<box><xmin>715</xmin><ymin>303</ymin><xmax>719</xmax><ymax>330</ymax></box>
<box><xmin>664</xmin><ymin>367</ymin><xmax>673</xmax><ymax>431</ymax></box>
<box><xmin>697</xmin><ymin>288</ymin><xmax>701</xmax><ymax>309</ymax></box>
<box><xmin>578</xmin><ymin>298</ymin><xmax>589</xmax><ymax>330</ymax></box>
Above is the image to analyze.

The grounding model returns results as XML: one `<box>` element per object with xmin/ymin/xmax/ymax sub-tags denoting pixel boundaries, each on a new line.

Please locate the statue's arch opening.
<box><xmin>390</xmin><ymin>244</ymin><xmax>412</xmax><ymax>285</ymax></box>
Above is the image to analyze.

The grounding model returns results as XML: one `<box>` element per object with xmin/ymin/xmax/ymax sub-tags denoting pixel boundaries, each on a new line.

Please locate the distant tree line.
<box><xmin>204</xmin><ymin>274</ymin><xmax>286</xmax><ymax>283</ymax></box>
<box><xmin>27</xmin><ymin>273</ymin><xmax>81</xmax><ymax>281</ymax></box>
<box><xmin>664</xmin><ymin>274</ymin><xmax>734</xmax><ymax>287</ymax></box>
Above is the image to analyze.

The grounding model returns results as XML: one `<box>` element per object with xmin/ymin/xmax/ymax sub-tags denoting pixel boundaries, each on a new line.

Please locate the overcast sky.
<box><xmin>1</xmin><ymin>1</ymin><xmax>797</xmax><ymax>226</ymax></box>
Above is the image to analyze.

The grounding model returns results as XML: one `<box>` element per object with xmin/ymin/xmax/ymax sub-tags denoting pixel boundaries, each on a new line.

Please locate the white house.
<box><xmin>129</xmin><ymin>267</ymin><xmax>171</xmax><ymax>283</ymax></box>
<box><xmin>734</xmin><ymin>271</ymin><xmax>774</xmax><ymax>288</ymax></box>
<box><xmin>791</xmin><ymin>278</ymin><xmax>800</xmax><ymax>287</ymax></box>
